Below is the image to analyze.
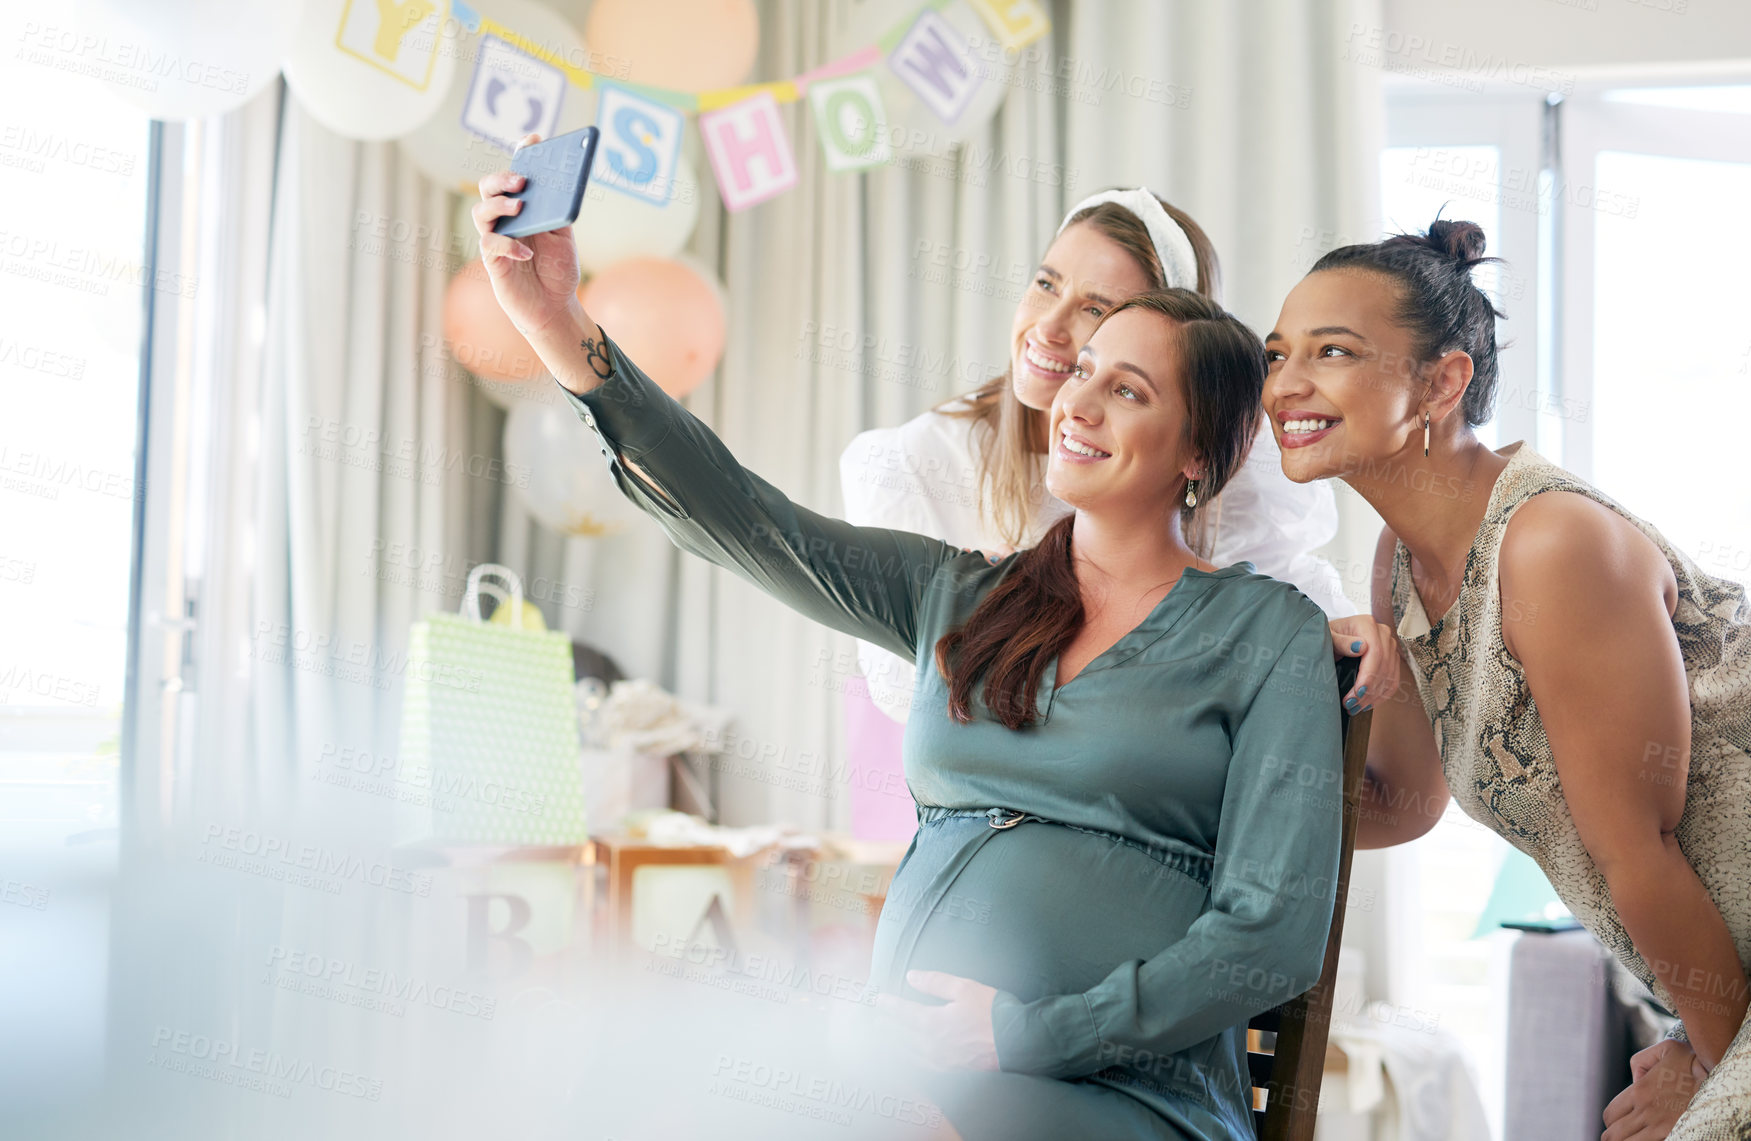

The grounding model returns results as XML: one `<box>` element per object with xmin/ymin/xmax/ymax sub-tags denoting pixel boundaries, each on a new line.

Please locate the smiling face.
<box><xmin>1263</xmin><ymin>269</ymin><xmax>1432</xmax><ymax>483</ymax></box>
<box><xmin>1010</xmin><ymin>222</ymin><xmax>1159</xmax><ymax>412</ymax></box>
<box><xmin>1043</xmin><ymin>307</ymin><xmax>1200</xmax><ymax>514</ymax></box>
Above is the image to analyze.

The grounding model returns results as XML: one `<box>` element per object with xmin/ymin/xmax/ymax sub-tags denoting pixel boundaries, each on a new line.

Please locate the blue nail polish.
<box><xmin>1345</xmin><ymin>697</ymin><xmax>1358</xmax><ymax>712</ymax></box>
<box><xmin>1358</xmin><ymin>685</ymin><xmax>1368</xmax><ymax>696</ymax></box>
<box><xmin>1350</xmin><ymin>640</ymin><xmax>1363</xmax><ymax>653</ymax></box>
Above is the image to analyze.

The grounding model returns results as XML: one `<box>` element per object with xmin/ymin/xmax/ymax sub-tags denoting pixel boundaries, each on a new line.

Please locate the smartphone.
<box><xmin>491</xmin><ymin>126</ymin><xmax>600</xmax><ymax>240</ymax></box>
<box><xmin>1499</xmin><ymin>917</ymin><xmax>1584</xmax><ymax>934</ymax></box>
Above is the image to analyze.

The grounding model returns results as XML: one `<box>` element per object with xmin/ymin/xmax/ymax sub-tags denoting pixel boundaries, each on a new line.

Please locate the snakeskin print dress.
<box><xmin>1389</xmin><ymin>442</ymin><xmax>1751</xmax><ymax>1139</ymax></box>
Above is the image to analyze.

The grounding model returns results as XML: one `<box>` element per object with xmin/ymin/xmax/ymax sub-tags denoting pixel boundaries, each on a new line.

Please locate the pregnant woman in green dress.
<box><xmin>474</xmin><ymin>138</ymin><xmax>1347</xmax><ymax>1140</ymax></box>
<box><xmin>1267</xmin><ymin>219</ymin><xmax>1751</xmax><ymax>1141</ymax></box>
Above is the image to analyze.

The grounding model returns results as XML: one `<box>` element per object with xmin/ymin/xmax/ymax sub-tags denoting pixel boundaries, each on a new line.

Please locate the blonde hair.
<box><xmin>932</xmin><ymin>194</ymin><xmax>1222</xmax><ymax>549</ymax></box>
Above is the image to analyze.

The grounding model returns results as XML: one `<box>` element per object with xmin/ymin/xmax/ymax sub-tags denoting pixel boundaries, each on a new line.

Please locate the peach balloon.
<box><xmin>579</xmin><ymin>258</ymin><xmax>726</xmax><ymax>398</ymax></box>
<box><xmin>584</xmin><ymin>0</ymin><xmax>758</xmax><ymax>93</ymax></box>
<box><xmin>442</xmin><ymin>259</ymin><xmax>547</xmax><ymax>383</ymax></box>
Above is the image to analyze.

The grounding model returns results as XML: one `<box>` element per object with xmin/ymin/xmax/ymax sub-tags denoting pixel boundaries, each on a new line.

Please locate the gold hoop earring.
<box><xmin>1423</xmin><ymin>411</ymin><xmax>1431</xmax><ymax>457</ymax></box>
<box><xmin>1184</xmin><ymin>478</ymin><xmax>1199</xmax><ymax>508</ymax></box>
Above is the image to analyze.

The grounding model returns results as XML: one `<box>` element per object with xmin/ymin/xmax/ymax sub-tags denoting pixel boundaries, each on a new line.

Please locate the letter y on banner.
<box><xmin>699</xmin><ymin>91</ymin><xmax>798</xmax><ymax>212</ymax></box>
<box><xmin>965</xmin><ymin>0</ymin><xmax>1051</xmax><ymax>51</ymax></box>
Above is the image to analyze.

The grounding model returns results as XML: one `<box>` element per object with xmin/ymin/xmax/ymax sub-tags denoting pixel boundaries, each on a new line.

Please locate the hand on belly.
<box><xmin>876</xmin><ymin>970</ymin><xmax>1001</xmax><ymax>1071</ymax></box>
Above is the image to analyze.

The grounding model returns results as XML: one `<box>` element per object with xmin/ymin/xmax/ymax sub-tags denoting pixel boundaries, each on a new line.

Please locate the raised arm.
<box><xmin>839</xmin><ymin>430</ymin><xmax>925</xmax><ymax>723</ymax></box>
<box><xmin>988</xmin><ymin>610</ymin><xmax>1346</xmax><ymax>1078</ymax></box>
<box><xmin>474</xmin><ymin>138</ymin><xmax>966</xmax><ymax>660</ymax></box>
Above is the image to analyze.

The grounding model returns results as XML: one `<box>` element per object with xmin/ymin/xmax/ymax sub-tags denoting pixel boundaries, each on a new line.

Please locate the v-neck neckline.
<box><xmin>1397</xmin><ymin>441</ymin><xmax>1531</xmax><ymax>640</ymax></box>
<box><xmin>1034</xmin><ymin>561</ymin><xmax>1252</xmax><ymax>719</ymax></box>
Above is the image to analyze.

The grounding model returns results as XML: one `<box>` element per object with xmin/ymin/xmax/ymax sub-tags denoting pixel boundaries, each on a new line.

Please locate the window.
<box><xmin>1562</xmin><ymin>91</ymin><xmax>1751</xmax><ymax>592</ymax></box>
<box><xmin>0</xmin><ymin>58</ymin><xmax>154</xmax><ymax>848</ymax></box>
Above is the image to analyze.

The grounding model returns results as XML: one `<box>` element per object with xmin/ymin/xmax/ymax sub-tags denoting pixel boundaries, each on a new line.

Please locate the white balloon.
<box><xmin>399</xmin><ymin>0</ymin><xmax>598</xmax><ymax>195</ymax></box>
<box><xmin>575</xmin><ymin>156</ymin><xmax>701</xmax><ymax>274</ymax></box>
<box><xmin>69</xmin><ymin>0</ymin><xmax>303</xmax><ymax>119</ymax></box>
<box><xmin>503</xmin><ymin>400</ymin><xmax>647</xmax><ymax>537</ymax></box>
<box><xmin>283</xmin><ymin>0</ymin><xmax>458</xmax><ymax>140</ymax></box>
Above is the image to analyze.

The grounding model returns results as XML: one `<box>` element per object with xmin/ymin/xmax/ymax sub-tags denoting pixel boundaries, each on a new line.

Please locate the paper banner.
<box><xmin>334</xmin><ymin>0</ymin><xmax>444</xmax><ymax>91</ymax></box>
<box><xmin>699</xmin><ymin>90</ymin><xmax>798</xmax><ymax>212</ymax></box>
<box><xmin>595</xmin><ymin>83</ymin><xmax>686</xmax><ymax>205</ymax></box>
<box><xmin>462</xmin><ymin>34</ymin><xmax>567</xmax><ymax>151</ymax></box>
<box><xmin>808</xmin><ymin>75</ymin><xmax>891</xmax><ymax>172</ymax></box>
<box><xmin>888</xmin><ymin>8</ymin><xmax>982</xmax><ymax>125</ymax></box>
<box><xmin>284</xmin><ymin>0</ymin><xmax>457</xmax><ymax>140</ymax></box>
<box><xmin>964</xmin><ymin>0</ymin><xmax>1050</xmax><ymax>51</ymax></box>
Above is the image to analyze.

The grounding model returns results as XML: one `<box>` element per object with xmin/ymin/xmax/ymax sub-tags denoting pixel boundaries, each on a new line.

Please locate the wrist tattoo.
<box><xmin>581</xmin><ymin>335</ymin><xmax>613</xmax><ymax>380</ymax></box>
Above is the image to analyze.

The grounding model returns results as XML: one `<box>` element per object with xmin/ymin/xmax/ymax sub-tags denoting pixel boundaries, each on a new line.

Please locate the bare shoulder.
<box><xmin>1497</xmin><ymin>490</ymin><xmax>1675</xmax><ymax>650</ymax></box>
<box><xmin>1498</xmin><ymin>491</ymin><xmax>1667</xmax><ymax>589</ymax></box>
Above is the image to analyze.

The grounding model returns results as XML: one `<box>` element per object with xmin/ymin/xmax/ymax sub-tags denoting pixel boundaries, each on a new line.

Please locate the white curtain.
<box><xmin>139</xmin><ymin>80</ymin><xmax>506</xmax><ymax>841</ymax></box>
<box><xmin>507</xmin><ymin>0</ymin><xmax>1386</xmax><ymax>832</ymax></box>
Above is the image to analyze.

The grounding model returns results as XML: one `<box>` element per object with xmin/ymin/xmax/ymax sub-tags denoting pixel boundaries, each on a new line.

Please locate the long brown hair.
<box><xmin>932</xmin><ymin>289</ymin><xmax>1265</xmax><ymax>730</ymax></box>
<box><xmin>933</xmin><ymin>194</ymin><xmax>1221</xmax><ymax>550</ymax></box>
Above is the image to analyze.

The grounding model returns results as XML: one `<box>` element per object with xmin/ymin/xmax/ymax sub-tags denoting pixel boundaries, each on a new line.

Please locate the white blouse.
<box><xmin>838</xmin><ymin>401</ymin><xmax>1357</xmax><ymax>723</ymax></box>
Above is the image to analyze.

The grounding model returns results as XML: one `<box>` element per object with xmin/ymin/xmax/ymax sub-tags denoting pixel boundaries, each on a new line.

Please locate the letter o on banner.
<box><xmin>808</xmin><ymin>76</ymin><xmax>892</xmax><ymax>172</ymax></box>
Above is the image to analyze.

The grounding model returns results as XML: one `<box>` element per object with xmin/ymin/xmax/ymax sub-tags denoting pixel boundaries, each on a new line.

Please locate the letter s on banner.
<box><xmin>595</xmin><ymin>83</ymin><xmax>685</xmax><ymax>206</ymax></box>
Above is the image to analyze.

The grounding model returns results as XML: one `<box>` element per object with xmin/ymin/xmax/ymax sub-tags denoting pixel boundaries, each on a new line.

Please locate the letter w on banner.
<box><xmin>889</xmin><ymin>8</ymin><xmax>982</xmax><ymax>124</ymax></box>
<box><xmin>699</xmin><ymin>91</ymin><xmax>798</xmax><ymax>212</ymax></box>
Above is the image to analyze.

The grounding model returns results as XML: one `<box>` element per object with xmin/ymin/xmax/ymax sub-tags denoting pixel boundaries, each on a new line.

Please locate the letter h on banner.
<box><xmin>699</xmin><ymin>91</ymin><xmax>799</xmax><ymax>212</ymax></box>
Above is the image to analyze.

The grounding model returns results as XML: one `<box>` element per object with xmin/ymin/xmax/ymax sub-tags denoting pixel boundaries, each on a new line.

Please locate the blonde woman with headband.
<box><xmin>842</xmin><ymin>188</ymin><xmax>1362</xmax><ymax>726</ymax></box>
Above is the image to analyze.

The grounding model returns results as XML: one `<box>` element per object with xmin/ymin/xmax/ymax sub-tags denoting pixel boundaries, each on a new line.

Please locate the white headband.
<box><xmin>1057</xmin><ymin>188</ymin><xmax>1200</xmax><ymax>292</ymax></box>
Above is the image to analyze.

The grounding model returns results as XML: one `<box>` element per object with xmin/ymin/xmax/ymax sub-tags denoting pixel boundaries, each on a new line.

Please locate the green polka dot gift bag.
<box><xmin>397</xmin><ymin>564</ymin><xmax>587</xmax><ymax>847</ymax></box>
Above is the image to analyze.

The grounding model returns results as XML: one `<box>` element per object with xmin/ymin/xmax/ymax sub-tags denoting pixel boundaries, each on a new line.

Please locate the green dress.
<box><xmin>563</xmin><ymin>331</ymin><xmax>1348</xmax><ymax>1140</ymax></box>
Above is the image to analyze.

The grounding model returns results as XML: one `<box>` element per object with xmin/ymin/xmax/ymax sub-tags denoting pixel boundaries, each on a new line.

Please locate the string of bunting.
<box><xmin>445</xmin><ymin>0</ymin><xmax>1051</xmax><ymax>212</ymax></box>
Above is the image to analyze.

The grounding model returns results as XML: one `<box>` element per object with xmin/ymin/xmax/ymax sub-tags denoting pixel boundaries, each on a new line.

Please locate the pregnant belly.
<box><xmin>871</xmin><ymin>815</ymin><xmax>1210</xmax><ymax>1005</ymax></box>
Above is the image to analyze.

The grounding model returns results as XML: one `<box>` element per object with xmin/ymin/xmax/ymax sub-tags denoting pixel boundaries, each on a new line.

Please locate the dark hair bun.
<box><xmin>1426</xmin><ymin>219</ymin><xmax>1487</xmax><ymax>268</ymax></box>
<box><xmin>1307</xmin><ymin>217</ymin><xmax>1505</xmax><ymax>429</ymax></box>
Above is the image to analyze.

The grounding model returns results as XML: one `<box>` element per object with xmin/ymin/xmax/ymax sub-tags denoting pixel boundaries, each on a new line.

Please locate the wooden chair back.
<box><xmin>1247</xmin><ymin>654</ymin><xmax>1373</xmax><ymax>1140</ymax></box>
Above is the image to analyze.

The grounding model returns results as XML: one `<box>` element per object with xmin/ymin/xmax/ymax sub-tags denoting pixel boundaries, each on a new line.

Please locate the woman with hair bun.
<box><xmin>1264</xmin><ymin>217</ymin><xmax>1751</xmax><ymax>1139</ymax></box>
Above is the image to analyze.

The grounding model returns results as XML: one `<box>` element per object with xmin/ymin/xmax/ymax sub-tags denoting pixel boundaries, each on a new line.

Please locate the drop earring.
<box><xmin>1423</xmin><ymin>411</ymin><xmax>1431</xmax><ymax>457</ymax></box>
<box><xmin>1184</xmin><ymin>478</ymin><xmax>1199</xmax><ymax>508</ymax></box>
